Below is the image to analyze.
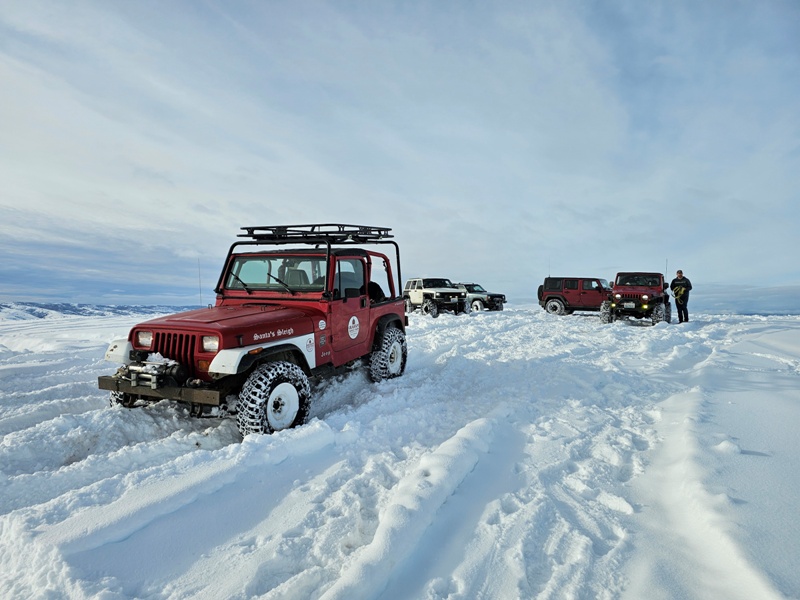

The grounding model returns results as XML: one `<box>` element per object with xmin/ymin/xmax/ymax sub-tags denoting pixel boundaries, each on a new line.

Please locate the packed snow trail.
<box><xmin>0</xmin><ymin>305</ymin><xmax>798</xmax><ymax>599</ymax></box>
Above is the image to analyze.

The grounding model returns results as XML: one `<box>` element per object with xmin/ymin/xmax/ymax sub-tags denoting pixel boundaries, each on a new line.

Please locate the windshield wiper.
<box><xmin>266</xmin><ymin>273</ymin><xmax>295</xmax><ymax>295</ymax></box>
<box><xmin>229</xmin><ymin>272</ymin><xmax>252</xmax><ymax>295</ymax></box>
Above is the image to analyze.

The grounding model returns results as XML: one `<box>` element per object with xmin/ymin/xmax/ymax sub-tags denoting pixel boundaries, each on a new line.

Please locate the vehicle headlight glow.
<box><xmin>135</xmin><ymin>331</ymin><xmax>153</xmax><ymax>348</ymax></box>
<box><xmin>614</xmin><ymin>293</ymin><xmax>621</xmax><ymax>300</ymax></box>
<box><xmin>202</xmin><ymin>336</ymin><xmax>220</xmax><ymax>353</ymax></box>
<box><xmin>642</xmin><ymin>294</ymin><xmax>649</xmax><ymax>301</ymax></box>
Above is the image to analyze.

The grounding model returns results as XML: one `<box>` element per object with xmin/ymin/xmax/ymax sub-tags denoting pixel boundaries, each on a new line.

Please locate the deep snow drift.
<box><xmin>0</xmin><ymin>301</ymin><xmax>798</xmax><ymax>599</ymax></box>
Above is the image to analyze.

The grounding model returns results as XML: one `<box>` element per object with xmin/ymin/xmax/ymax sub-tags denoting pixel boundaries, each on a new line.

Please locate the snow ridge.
<box><xmin>1</xmin><ymin>306</ymin><xmax>798</xmax><ymax>599</ymax></box>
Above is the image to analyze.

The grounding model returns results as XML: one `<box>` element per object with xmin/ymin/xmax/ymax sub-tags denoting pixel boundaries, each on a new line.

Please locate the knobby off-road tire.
<box><xmin>421</xmin><ymin>299</ymin><xmax>439</xmax><ymax>318</ymax></box>
<box><xmin>471</xmin><ymin>299</ymin><xmax>484</xmax><ymax>312</ymax></box>
<box><xmin>651</xmin><ymin>303</ymin><xmax>666</xmax><ymax>325</ymax></box>
<box><xmin>368</xmin><ymin>327</ymin><xmax>408</xmax><ymax>382</ymax></box>
<box><xmin>237</xmin><ymin>361</ymin><xmax>311</xmax><ymax>436</ymax></box>
<box><xmin>600</xmin><ymin>301</ymin><xmax>613</xmax><ymax>324</ymax></box>
<box><xmin>665</xmin><ymin>301</ymin><xmax>672</xmax><ymax>323</ymax></box>
<box><xmin>545</xmin><ymin>298</ymin><xmax>565</xmax><ymax>315</ymax></box>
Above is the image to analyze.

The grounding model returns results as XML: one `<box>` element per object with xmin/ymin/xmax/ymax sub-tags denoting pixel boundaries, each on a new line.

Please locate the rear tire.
<box><xmin>545</xmin><ymin>298</ymin><xmax>565</xmax><ymax>315</ymax></box>
<box><xmin>237</xmin><ymin>361</ymin><xmax>311</xmax><ymax>436</ymax></box>
<box><xmin>369</xmin><ymin>327</ymin><xmax>407</xmax><ymax>382</ymax></box>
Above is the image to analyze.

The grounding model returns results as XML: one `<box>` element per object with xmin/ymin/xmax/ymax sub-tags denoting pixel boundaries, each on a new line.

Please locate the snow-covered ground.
<box><xmin>1</xmin><ymin>300</ymin><xmax>799</xmax><ymax>599</ymax></box>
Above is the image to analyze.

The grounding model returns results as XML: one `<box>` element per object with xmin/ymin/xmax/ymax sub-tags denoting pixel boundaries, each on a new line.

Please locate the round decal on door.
<box><xmin>347</xmin><ymin>315</ymin><xmax>360</xmax><ymax>339</ymax></box>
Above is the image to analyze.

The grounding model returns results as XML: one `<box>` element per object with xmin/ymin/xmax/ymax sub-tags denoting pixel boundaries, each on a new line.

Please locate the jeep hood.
<box><xmin>134</xmin><ymin>304</ymin><xmax>317</xmax><ymax>336</ymax></box>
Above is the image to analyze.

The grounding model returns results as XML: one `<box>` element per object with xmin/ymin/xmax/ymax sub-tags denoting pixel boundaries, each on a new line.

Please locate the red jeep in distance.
<box><xmin>601</xmin><ymin>271</ymin><xmax>671</xmax><ymax>325</ymax></box>
<box><xmin>99</xmin><ymin>224</ymin><xmax>408</xmax><ymax>437</ymax></box>
<box><xmin>538</xmin><ymin>277</ymin><xmax>611</xmax><ymax>315</ymax></box>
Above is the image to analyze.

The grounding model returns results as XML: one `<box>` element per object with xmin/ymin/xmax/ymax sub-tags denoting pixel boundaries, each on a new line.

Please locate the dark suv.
<box><xmin>455</xmin><ymin>282</ymin><xmax>506</xmax><ymax>312</ymax></box>
<box><xmin>601</xmin><ymin>272</ymin><xmax>671</xmax><ymax>325</ymax></box>
<box><xmin>99</xmin><ymin>224</ymin><xmax>408</xmax><ymax>437</ymax></box>
<box><xmin>538</xmin><ymin>277</ymin><xmax>611</xmax><ymax>315</ymax></box>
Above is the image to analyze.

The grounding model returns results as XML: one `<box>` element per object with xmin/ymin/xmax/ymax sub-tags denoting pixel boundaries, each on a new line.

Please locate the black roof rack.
<box><xmin>238</xmin><ymin>224</ymin><xmax>393</xmax><ymax>244</ymax></box>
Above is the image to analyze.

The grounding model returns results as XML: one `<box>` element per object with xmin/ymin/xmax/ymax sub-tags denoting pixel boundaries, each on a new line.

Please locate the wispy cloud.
<box><xmin>1</xmin><ymin>0</ymin><xmax>798</xmax><ymax>303</ymax></box>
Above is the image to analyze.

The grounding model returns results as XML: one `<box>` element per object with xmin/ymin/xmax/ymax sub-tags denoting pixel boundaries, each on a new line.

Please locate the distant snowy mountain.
<box><xmin>0</xmin><ymin>302</ymin><xmax>198</xmax><ymax>321</ymax></box>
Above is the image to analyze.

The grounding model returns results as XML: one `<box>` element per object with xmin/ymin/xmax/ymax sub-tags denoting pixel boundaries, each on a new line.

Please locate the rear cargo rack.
<box><xmin>239</xmin><ymin>224</ymin><xmax>393</xmax><ymax>244</ymax></box>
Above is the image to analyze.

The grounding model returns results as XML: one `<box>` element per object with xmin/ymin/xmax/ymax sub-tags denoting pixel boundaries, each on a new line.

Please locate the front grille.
<box><xmin>618</xmin><ymin>293</ymin><xmax>643</xmax><ymax>300</ymax></box>
<box><xmin>154</xmin><ymin>332</ymin><xmax>196</xmax><ymax>372</ymax></box>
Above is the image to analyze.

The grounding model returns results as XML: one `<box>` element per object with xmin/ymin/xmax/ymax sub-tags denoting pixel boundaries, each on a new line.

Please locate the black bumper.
<box><xmin>98</xmin><ymin>376</ymin><xmax>222</xmax><ymax>405</ymax></box>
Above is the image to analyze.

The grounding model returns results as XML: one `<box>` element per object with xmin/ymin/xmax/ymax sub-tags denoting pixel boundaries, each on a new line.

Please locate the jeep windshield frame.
<box><xmin>225</xmin><ymin>253</ymin><xmax>327</xmax><ymax>294</ymax></box>
<box><xmin>615</xmin><ymin>273</ymin><xmax>662</xmax><ymax>287</ymax></box>
<box><xmin>214</xmin><ymin>224</ymin><xmax>402</xmax><ymax>300</ymax></box>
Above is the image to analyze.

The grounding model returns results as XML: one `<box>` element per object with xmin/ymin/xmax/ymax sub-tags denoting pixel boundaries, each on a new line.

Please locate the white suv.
<box><xmin>403</xmin><ymin>278</ymin><xmax>469</xmax><ymax>318</ymax></box>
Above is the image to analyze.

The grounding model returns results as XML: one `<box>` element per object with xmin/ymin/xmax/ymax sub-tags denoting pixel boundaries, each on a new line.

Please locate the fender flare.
<box><xmin>371</xmin><ymin>314</ymin><xmax>405</xmax><ymax>350</ymax></box>
<box><xmin>209</xmin><ymin>336</ymin><xmax>315</xmax><ymax>376</ymax></box>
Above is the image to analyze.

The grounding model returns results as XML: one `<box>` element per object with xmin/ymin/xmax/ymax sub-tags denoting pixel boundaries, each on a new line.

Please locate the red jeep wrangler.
<box><xmin>538</xmin><ymin>277</ymin><xmax>611</xmax><ymax>315</ymax></box>
<box><xmin>99</xmin><ymin>224</ymin><xmax>408</xmax><ymax>437</ymax></box>
<box><xmin>601</xmin><ymin>272</ymin><xmax>671</xmax><ymax>325</ymax></box>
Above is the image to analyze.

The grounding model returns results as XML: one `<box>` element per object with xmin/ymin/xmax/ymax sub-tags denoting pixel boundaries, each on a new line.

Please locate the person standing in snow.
<box><xmin>670</xmin><ymin>270</ymin><xmax>693</xmax><ymax>323</ymax></box>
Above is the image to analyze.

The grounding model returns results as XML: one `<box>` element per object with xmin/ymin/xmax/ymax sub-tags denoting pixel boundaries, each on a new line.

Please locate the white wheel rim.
<box><xmin>387</xmin><ymin>341</ymin><xmax>403</xmax><ymax>375</ymax></box>
<box><xmin>266</xmin><ymin>382</ymin><xmax>300</xmax><ymax>430</ymax></box>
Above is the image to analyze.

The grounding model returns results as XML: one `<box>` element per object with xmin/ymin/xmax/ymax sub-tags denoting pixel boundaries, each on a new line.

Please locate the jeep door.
<box><xmin>579</xmin><ymin>279</ymin><xmax>607</xmax><ymax>308</ymax></box>
<box><xmin>329</xmin><ymin>257</ymin><xmax>371</xmax><ymax>363</ymax></box>
<box><xmin>561</xmin><ymin>279</ymin><xmax>581</xmax><ymax>307</ymax></box>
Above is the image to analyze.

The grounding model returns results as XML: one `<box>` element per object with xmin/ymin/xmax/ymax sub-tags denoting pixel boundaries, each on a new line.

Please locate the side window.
<box><xmin>334</xmin><ymin>259</ymin><xmax>365</xmax><ymax>298</ymax></box>
<box><xmin>544</xmin><ymin>278</ymin><xmax>562</xmax><ymax>291</ymax></box>
<box><xmin>369</xmin><ymin>257</ymin><xmax>391</xmax><ymax>301</ymax></box>
<box><xmin>564</xmin><ymin>279</ymin><xmax>579</xmax><ymax>290</ymax></box>
<box><xmin>583</xmin><ymin>279</ymin><xmax>598</xmax><ymax>291</ymax></box>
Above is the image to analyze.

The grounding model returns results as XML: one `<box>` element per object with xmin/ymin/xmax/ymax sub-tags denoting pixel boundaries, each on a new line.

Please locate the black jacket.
<box><xmin>670</xmin><ymin>276</ymin><xmax>692</xmax><ymax>303</ymax></box>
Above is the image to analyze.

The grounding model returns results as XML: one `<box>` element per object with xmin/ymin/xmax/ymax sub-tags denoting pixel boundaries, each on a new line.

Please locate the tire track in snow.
<box><xmin>36</xmin><ymin>421</ymin><xmax>339</xmax><ymax>556</ymax></box>
<box><xmin>320</xmin><ymin>413</ymin><xmax>504</xmax><ymax>600</ymax></box>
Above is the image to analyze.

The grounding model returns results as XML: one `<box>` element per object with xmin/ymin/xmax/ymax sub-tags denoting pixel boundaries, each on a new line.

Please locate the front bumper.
<box><xmin>98</xmin><ymin>376</ymin><xmax>221</xmax><ymax>405</ymax></box>
<box><xmin>610</xmin><ymin>299</ymin><xmax>653</xmax><ymax>315</ymax></box>
<box><xmin>487</xmin><ymin>296</ymin><xmax>506</xmax><ymax>309</ymax></box>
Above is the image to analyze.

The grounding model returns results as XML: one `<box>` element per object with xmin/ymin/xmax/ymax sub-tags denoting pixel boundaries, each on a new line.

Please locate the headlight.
<box><xmin>642</xmin><ymin>294</ymin><xmax>649</xmax><ymax>301</ymax></box>
<box><xmin>135</xmin><ymin>331</ymin><xmax>153</xmax><ymax>348</ymax></box>
<box><xmin>202</xmin><ymin>335</ymin><xmax>220</xmax><ymax>353</ymax></box>
<box><xmin>614</xmin><ymin>293</ymin><xmax>621</xmax><ymax>300</ymax></box>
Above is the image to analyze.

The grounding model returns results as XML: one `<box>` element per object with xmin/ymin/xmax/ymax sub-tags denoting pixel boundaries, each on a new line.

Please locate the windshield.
<box><xmin>226</xmin><ymin>255</ymin><xmax>327</xmax><ymax>292</ymax></box>
<box><xmin>616</xmin><ymin>274</ymin><xmax>660</xmax><ymax>287</ymax></box>
<box><xmin>465</xmin><ymin>284</ymin><xmax>485</xmax><ymax>292</ymax></box>
<box><xmin>423</xmin><ymin>278</ymin><xmax>454</xmax><ymax>288</ymax></box>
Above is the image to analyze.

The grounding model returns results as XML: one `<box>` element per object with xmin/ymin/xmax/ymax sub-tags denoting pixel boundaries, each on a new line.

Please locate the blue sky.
<box><xmin>1</xmin><ymin>0</ymin><xmax>799</xmax><ymax>305</ymax></box>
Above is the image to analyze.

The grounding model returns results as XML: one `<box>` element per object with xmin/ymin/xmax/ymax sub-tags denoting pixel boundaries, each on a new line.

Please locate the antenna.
<box><xmin>198</xmin><ymin>258</ymin><xmax>203</xmax><ymax>306</ymax></box>
<box><xmin>665</xmin><ymin>258</ymin><xmax>668</xmax><ymax>275</ymax></box>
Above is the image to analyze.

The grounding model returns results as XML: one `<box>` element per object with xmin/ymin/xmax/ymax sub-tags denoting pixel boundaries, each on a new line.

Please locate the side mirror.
<box><xmin>663</xmin><ymin>283</ymin><xmax>669</xmax><ymax>290</ymax></box>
